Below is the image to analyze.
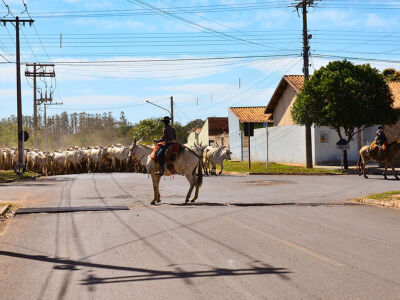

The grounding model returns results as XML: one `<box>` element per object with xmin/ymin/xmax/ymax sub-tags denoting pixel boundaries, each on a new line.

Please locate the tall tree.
<box><xmin>291</xmin><ymin>60</ymin><xmax>399</xmax><ymax>168</ymax></box>
<box><xmin>382</xmin><ymin>68</ymin><xmax>400</xmax><ymax>82</ymax></box>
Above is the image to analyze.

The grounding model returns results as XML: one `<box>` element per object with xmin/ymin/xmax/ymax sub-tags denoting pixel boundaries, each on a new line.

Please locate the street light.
<box><xmin>145</xmin><ymin>99</ymin><xmax>174</xmax><ymax>125</ymax></box>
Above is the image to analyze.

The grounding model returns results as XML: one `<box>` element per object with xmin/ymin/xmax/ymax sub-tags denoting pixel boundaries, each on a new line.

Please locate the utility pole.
<box><xmin>1</xmin><ymin>17</ymin><xmax>34</xmax><ymax>174</ymax></box>
<box><xmin>170</xmin><ymin>96</ymin><xmax>174</xmax><ymax>126</ymax></box>
<box><xmin>25</xmin><ymin>63</ymin><xmax>55</xmax><ymax>149</ymax></box>
<box><xmin>293</xmin><ymin>0</ymin><xmax>319</xmax><ymax>168</ymax></box>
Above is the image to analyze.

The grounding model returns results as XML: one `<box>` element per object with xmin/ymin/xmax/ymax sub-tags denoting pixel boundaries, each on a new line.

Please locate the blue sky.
<box><xmin>1</xmin><ymin>0</ymin><xmax>400</xmax><ymax>125</ymax></box>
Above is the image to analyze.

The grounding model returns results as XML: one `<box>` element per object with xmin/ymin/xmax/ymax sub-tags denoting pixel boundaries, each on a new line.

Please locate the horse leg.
<box><xmin>150</xmin><ymin>174</ymin><xmax>160</xmax><ymax>205</ymax></box>
<box><xmin>362</xmin><ymin>162</ymin><xmax>368</xmax><ymax>179</ymax></box>
<box><xmin>384</xmin><ymin>163</ymin><xmax>388</xmax><ymax>180</ymax></box>
<box><xmin>191</xmin><ymin>168</ymin><xmax>200</xmax><ymax>202</ymax></box>
<box><xmin>185</xmin><ymin>172</ymin><xmax>195</xmax><ymax>203</ymax></box>
<box><xmin>390</xmin><ymin>161</ymin><xmax>398</xmax><ymax>180</ymax></box>
<box><xmin>156</xmin><ymin>175</ymin><xmax>161</xmax><ymax>203</ymax></box>
<box><xmin>361</xmin><ymin>156</ymin><xmax>368</xmax><ymax>179</ymax></box>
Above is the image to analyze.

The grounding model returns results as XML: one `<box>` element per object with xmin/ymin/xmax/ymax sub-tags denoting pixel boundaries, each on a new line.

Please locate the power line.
<box><xmin>125</xmin><ymin>0</ymin><xmax>285</xmax><ymax>52</ymax></box>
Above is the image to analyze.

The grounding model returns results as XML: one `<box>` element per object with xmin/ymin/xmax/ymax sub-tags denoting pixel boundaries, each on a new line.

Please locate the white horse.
<box><xmin>128</xmin><ymin>139</ymin><xmax>203</xmax><ymax>205</ymax></box>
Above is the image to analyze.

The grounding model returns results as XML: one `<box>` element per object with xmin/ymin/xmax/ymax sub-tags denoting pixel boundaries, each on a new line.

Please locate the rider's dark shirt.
<box><xmin>156</xmin><ymin>124</ymin><xmax>176</xmax><ymax>143</ymax></box>
<box><xmin>375</xmin><ymin>129</ymin><xmax>387</xmax><ymax>145</ymax></box>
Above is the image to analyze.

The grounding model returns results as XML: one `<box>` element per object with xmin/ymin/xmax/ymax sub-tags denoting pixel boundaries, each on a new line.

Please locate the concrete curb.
<box><xmin>358</xmin><ymin>198</ymin><xmax>400</xmax><ymax>209</ymax></box>
<box><xmin>0</xmin><ymin>205</ymin><xmax>11</xmax><ymax>217</ymax></box>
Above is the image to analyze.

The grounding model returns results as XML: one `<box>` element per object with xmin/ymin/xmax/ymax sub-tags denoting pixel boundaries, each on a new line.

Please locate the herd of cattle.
<box><xmin>0</xmin><ymin>143</ymin><xmax>232</xmax><ymax>176</ymax></box>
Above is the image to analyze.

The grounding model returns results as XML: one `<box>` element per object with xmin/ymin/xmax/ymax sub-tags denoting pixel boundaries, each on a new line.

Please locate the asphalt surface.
<box><xmin>0</xmin><ymin>173</ymin><xmax>400</xmax><ymax>299</ymax></box>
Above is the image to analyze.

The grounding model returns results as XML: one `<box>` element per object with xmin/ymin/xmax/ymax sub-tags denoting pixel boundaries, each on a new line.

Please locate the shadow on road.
<box><xmin>0</xmin><ymin>250</ymin><xmax>290</xmax><ymax>285</ymax></box>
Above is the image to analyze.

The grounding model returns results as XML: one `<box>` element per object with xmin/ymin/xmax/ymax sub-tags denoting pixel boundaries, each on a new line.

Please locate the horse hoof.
<box><xmin>156</xmin><ymin>199</ymin><xmax>161</xmax><ymax>203</ymax></box>
<box><xmin>364</xmin><ymin>175</ymin><xmax>368</xmax><ymax>179</ymax></box>
<box><xmin>151</xmin><ymin>201</ymin><xmax>156</xmax><ymax>205</ymax></box>
<box><xmin>190</xmin><ymin>200</ymin><xmax>196</xmax><ymax>203</ymax></box>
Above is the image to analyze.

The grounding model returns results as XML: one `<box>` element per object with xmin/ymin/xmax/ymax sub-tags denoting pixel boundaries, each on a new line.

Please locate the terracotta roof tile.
<box><xmin>389</xmin><ymin>81</ymin><xmax>400</xmax><ymax>109</ymax></box>
<box><xmin>285</xmin><ymin>75</ymin><xmax>305</xmax><ymax>92</ymax></box>
<box><xmin>230</xmin><ymin>106</ymin><xmax>271</xmax><ymax>123</ymax></box>
<box><xmin>266</xmin><ymin>75</ymin><xmax>400</xmax><ymax>113</ymax></box>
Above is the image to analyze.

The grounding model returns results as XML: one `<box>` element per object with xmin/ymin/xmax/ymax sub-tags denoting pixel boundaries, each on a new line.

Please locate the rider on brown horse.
<box><xmin>370</xmin><ymin>125</ymin><xmax>388</xmax><ymax>158</ymax></box>
<box><xmin>154</xmin><ymin>116</ymin><xmax>176</xmax><ymax>176</ymax></box>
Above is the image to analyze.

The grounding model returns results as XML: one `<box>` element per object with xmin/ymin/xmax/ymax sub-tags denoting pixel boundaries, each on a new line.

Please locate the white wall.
<box><xmin>228</xmin><ymin>109</ymin><xmax>242</xmax><ymax>161</ymax></box>
<box><xmin>249</xmin><ymin>128</ymin><xmax>267</xmax><ymax>162</ymax></box>
<box><xmin>313</xmin><ymin>127</ymin><xmax>358</xmax><ymax>164</ymax></box>
<box><xmin>265</xmin><ymin>125</ymin><xmax>309</xmax><ymax>164</ymax></box>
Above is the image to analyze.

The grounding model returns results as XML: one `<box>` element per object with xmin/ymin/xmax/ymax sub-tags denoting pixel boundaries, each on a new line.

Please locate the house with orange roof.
<box><xmin>262</xmin><ymin>75</ymin><xmax>400</xmax><ymax>165</ymax></box>
<box><xmin>228</xmin><ymin>106</ymin><xmax>272</xmax><ymax>161</ymax></box>
<box><xmin>186</xmin><ymin>117</ymin><xmax>229</xmax><ymax>147</ymax></box>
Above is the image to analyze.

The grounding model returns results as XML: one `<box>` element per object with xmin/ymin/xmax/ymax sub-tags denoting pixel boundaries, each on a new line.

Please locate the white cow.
<box><xmin>203</xmin><ymin>146</ymin><xmax>232</xmax><ymax>175</ymax></box>
<box><xmin>107</xmin><ymin>145</ymin><xmax>129</xmax><ymax>172</ymax></box>
<box><xmin>87</xmin><ymin>147</ymin><xmax>108</xmax><ymax>173</ymax></box>
<box><xmin>65</xmin><ymin>149</ymin><xmax>85</xmax><ymax>174</ymax></box>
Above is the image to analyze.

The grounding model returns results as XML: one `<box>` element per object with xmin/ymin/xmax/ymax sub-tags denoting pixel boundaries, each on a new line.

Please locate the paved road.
<box><xmin>0</xmin><ymin>173</ymin><xmax>400</xmax><ymax>299</ymax></box>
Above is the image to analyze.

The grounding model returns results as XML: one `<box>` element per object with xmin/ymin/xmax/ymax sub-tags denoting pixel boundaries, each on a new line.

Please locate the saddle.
<box><xmin>151</xmin><ymin>142</ymin><xmax>183</xmax><ymax>174</ymax></box>
<box><xmin>369</xmin><ymin>141</ymin><xmax>388</xmax><ymax>160</ymax></box>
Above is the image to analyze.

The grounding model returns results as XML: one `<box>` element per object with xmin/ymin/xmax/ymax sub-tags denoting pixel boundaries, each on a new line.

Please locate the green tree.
<box><xmin>183</xmin><ymin>119</ymin><xmax>204</xmax><ymax>133</ymax></box>
<box><xmin>291</xmin><ymin>60</ymin><xmax>399</xmax><ymax>169</ymax></box>
<box><xmin>382</xmin><ymin>68</ymin><xmax>400</xmax><ymax>82</ymax></box>
<box><xmin>129</xmin><ymin>118</ymin><xmax>164</xmax><ymax>144</ymax></box>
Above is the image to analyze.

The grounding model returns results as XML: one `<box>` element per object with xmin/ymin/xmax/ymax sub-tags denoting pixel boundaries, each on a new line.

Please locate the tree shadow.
<box><xmin>0</xmin><ymin>250</ymin><xmax>290</xmax><ymax>285</ymax></box>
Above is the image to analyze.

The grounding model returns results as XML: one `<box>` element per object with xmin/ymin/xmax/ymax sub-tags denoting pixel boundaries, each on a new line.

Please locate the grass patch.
<box><xmin>0</xmin><ymin>170</ymin><xmax>38</xmax><ymax>182</ymax></box>
<box><xmin>363</xmin><ymin>191</ymin><xmax>400</xmax><ymax>201</ymax></box>
<box><xmin>219</xmin><ymin>161</ymin><xmax>342</xmax><ymax>174</ymax></box>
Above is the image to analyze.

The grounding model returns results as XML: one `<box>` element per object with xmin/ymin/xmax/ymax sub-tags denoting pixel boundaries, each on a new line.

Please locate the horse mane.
<box><xmin>137</xmin><ymin>143</ymin><xmax>153</xmax><ymax>150</ymax></box>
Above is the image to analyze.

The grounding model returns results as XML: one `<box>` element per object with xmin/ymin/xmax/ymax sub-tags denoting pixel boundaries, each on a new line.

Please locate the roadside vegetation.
<box><xmin>220</xmin><ymin>161</ymin><xmax>342</xmax><ymax>174</ymax></box>
<box><xmin>361</xmin><ymin>191</ymin><xmax>400</xmax><ymax>201</ymax></box>
<box><xmin>357</xmin><ymin>191</ymin><xmax>400</xmax><ymax>209</ymax></box>
<box><xmin>0</xmin><ymin>170</ymin><xmax>38</xmax><ymax>182</ymax></box>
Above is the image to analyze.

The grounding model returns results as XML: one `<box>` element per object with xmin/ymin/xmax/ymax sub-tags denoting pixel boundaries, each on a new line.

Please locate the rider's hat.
<box><xmin>378</xmin><ymin>125</ymin><xmax>384</xmax><ymax>130</ymax></box>
<box><xmin>162</xmin><ymin>116</ymin><xmax>171</xmax><ymax>123</ymax></box>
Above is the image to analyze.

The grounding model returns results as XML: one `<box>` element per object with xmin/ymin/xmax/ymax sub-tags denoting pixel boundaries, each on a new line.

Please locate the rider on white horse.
<box><xmin>154</xmin><ymin>116</ymin><xmax>176</xmax><ymax>176</ymax></box>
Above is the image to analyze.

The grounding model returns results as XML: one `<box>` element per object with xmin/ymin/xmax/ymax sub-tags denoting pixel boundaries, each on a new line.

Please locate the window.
<box><xmin>209</xmin><ymin>140</ymin><xmax>215</xmax><ymax>146</ymax></box>
<box><xmin>320</xmin><ymin>133</ymin><xmax>328</xmax><ymax>143</ymax></box>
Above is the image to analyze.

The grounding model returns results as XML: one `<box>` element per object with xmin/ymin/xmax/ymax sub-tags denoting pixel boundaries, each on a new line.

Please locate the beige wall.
<box><xmin>209</xmin><ymin>132</ymin><xmax>229</xmax><ymax>147</ymax></box>
<box><xmin>273</xmin><ymin>86</ymin><xmax>297</xmax><ymax>126</ymax></box>
<box><xmin>186</xmin><ymin>131</ymin><xmax>198</xmax><ymax>146</ymax></box>
<box><xmin>198</xmin><ymin>119</ymin><xmax>209</xmax><ymax>145</ymax></box>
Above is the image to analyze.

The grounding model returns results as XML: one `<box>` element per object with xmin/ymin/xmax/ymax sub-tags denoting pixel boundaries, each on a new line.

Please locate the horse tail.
<box><xmin>197</xmin><ymin>158</ymin><xmax>203</xmax><ymax>186</ymax></box>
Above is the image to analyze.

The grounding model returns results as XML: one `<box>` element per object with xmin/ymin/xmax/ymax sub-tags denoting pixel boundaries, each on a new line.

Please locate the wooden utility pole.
<box><xmin>170</xmin><ymin>96</ymin><xmax>174</xmax><ymax>126</ymax></box>
<box><xmin>33</xmin><ymin>63</ymin><xmax>37</xmax><ymax>147</ymax></box>
<box><xmin>293</xmin><ymin>0</ymin><xmax>319</xmax><ymax>168</ymax></box>
<box><xmin>302</xmin><ymin>0</ymin><xmax>313</xmax><ymax>169</ymax></box>
<box><xmin>25</xmin><ymin>63</ymin><xmax>55</xmax><ymax>149</ymax></box>
<box><xmin>1</xmin><ymin>17</ymin><xmax>34</xmax><ymax>174</ymax></box>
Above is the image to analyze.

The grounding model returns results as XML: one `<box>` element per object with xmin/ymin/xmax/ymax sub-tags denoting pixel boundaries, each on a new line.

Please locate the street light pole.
<box><xmin>145</xmin><ymin>100</ymin><xmax>173</xmax><ymax>125</ymax></box>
